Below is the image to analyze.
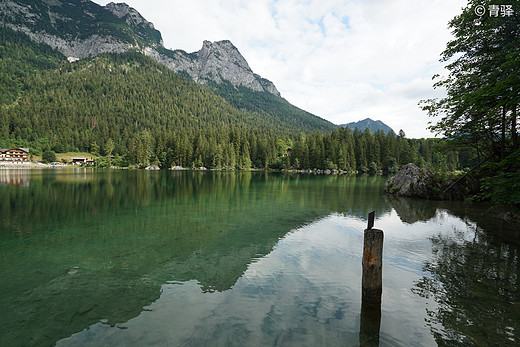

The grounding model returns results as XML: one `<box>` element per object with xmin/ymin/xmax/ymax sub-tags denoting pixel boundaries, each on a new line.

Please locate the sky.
<box><xmin>93</xmin><ymin>0</ymin><xmax>467</xmax><ymax>138</ymax></box>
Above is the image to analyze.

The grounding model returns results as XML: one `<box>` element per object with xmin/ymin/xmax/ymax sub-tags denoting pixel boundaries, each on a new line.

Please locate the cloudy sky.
<box><xmin>93</xmin><ymin>0</ymin><xmax>467</xmax><ymax>138</ymax></box>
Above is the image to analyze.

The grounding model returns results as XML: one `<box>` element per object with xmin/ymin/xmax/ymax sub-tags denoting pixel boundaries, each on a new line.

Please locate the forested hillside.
<box><xmin>0</xmin><ymin>28</ymin><xmax>64</xmax><ymax>105</ymax></box>
<box><xmin>274</xmin><ymin>128</ymin><xmax>463</xmax><ymax>173</ymax></box>
<box><xmin>0</xmin><ymin>49</ymin><xmax>288</xmax><ymax>166</ymax></box>
<box><xmin>0</xmin><ymin>26</ymin><xmax>467</xmax><ymax>172</ymax></box>
<box><xmin>209</xmin><ymin>81</ymin><xmax>336</xmax><ymax>133</ymax></box>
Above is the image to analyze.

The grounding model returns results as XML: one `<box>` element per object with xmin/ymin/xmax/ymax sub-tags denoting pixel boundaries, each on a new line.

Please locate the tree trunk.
<box><xmin>513</xmin><ymin>105</ymin><xmax>518</xmax><ymax>150</ymax></box>
<box><xmin>501</xmin><ymin>106</ymin><xmax>506</xmax><ymax>159</ymax></box>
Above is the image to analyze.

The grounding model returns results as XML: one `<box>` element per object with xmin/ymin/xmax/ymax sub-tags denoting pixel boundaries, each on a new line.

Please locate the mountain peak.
<box><xmin>104</xmin><ymin>2</ymin><xmax>155</xmax><ymax>30</ymax></box>
<box><xmin>0</xmin><ymin>0</ymin><xmax>162</xmax><ymax>59</ymax></box>
<box><xmin>104</xmin><ymin>2</ymin><xmax>163</xmax><ymax>46</ymax></box>
<box><xmin>1</xmin><ymin>0</ymin><xmax>279</xmax><ymax>96</ymax></box>
<box><xmin>147</xmin><ymin>38</ymin><xmax>280</xmax><ymax>96</ymax></box>
<box><xmin>341</xmin><ymin>118</ymin><xmax>395</xmax><ymax>135</ymax></box>
<box><xmin>105</xmin><ymin>2</ymin><xmax>133</xmax><ymax>17</ymax></box>
<box><xmin>197</xmin><ymin>39</ymin><xmax>253</xmax><ymax>77</ymax></box>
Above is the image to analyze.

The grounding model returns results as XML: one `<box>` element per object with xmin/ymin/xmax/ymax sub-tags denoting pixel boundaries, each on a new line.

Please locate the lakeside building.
<box><xmin>71</xmin><ymin>157</ymin><xmax>88</xmax><ymax>164</ymax></box>
<box><xmin>71</xmin><ymin>158</ymin><xmax>94</xmax><ymax>165</ymax></box>
<box><xmin>0</xmin><ymin>148</ymin><xmax>30</xmax><ymax>162</ymax></box>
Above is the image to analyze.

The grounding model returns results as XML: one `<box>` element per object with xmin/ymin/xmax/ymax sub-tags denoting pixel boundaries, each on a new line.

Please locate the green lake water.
<box><xmin>0</xmin><ymin>169</ymin><xmax>519</xmax><ymax>346</ymax></box>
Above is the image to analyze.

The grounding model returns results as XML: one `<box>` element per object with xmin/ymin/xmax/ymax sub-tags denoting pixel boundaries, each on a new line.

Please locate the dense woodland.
<box><xmin>0</xmin><ymin>27</ymin><xmax>466</xmax><ymax>173</ymax></box>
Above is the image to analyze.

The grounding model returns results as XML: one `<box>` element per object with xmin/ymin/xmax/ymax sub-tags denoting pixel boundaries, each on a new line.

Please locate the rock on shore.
<box><xmin>384</xmin><ymin>163</ymin><xmax>434</xmax><ymax>199</ymax></box>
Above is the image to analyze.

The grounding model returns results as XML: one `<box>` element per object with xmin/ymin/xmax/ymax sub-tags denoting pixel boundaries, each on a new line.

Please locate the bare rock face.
<box><xmin>104</xmin><ymin>2</ymin><xmax>163</xmax><ymax>45</ymax></box>
<box><xmin>197</xmin><ymin>40</ymin><xmax>258</xmax><ymax>87</ymax></box>
<box><xmin>143</xmin><ymin>41</ymin><xmax>280</xmax><ymax>96</ymax></box>
<box><xmin>384</xmin><ymin>163</ymin><xmax>434</xmax><ymax>199</ymax></box>
<box><xmin>1</xmin><ymin>0</ymin><xmax>280</xmax><ymax>97</ymax></box>
<box><xmin>105</xmin><ymin>2</ymin><xmax>149</xmax><ymax>26</ymax></box>
<box><xmin>0</xmin><ymin>0</ymin><xmax>157</xmax><ymax>59</ymax></box>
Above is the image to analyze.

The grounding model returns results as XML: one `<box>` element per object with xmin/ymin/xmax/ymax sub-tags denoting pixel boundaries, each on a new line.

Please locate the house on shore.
<box><xmin>71</xmin><ymin>157</ymin><xmax>94</xmax><ymax>165</ymax></box>
<box><xmin>0</xmin><ymin>148</ymin><xmax>30</xmax><ymax>162</ymax></box>
<box><xmin>71</xmin><ymin>157</ymin><xmax>87</xmax><ymax>164</ymax></box>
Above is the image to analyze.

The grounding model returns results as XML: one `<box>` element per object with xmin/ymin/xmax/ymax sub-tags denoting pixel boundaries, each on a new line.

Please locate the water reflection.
<box><xmin>384</xmin><ymin>195</ymin><xmax>437</xmax><ymax>224</ymax></box>
<box><xmin>0</xmin><ymin>168</ymin><xmax>30</xmax><ymax>187</ymax></box>
<box><xmin>58</xmin><ymin>216</ymin><xmax>367</xmax><ymax>346</ymax></box>
<box><xmin>359</xmin><ymin>302</ymin><xmax>381</xmax><ymax>347</ymax></box>
<box><xmin>0</xmin><ymin>170</ymin><xmax>391</xmax><ymax>346</ymax></box>
<box><xmin>0</xmin><ymin>171</ymin><xmax>391</xmax><ymax>240</ymax></box>
<box><xmin>412</xmin><ymin>218</ymin><xmax>520</xmax><ymax>345</ymax></box>
<box><xmin>385</xmin><ymin>192</ymin><xmax>520</xmax><ymax>344</ymax></box>
<box><xmin>1</xmin><ymin>169</ymin><xmax>519</xmax><ymax>346</ymax></box>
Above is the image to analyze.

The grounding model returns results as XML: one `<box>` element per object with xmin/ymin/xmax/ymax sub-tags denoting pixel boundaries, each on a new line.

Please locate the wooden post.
<box><xmin>362</xmin><ymin>211</ymin><xmax>383</xmax><ymax>305</ymax></box>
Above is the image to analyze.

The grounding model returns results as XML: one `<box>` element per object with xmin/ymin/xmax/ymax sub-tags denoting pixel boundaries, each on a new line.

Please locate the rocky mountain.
<box><xmin>0</xmin><ymin>0</ymin><xmax>280</xmax><ymax>96</ymax></box>
<box><xmin>341</xmin><ymin>118</ymin><xmax>395</xmax><ymax>135</ymax></box>
<box><xmin>0</xmin><ymin>0</ymin><xmax>162</xmax><ymax>60</ymax></box>
<box><xmin>145</xmin><ymin>41</ymin><xmax>280</xmax><ymax>96</ymax></box>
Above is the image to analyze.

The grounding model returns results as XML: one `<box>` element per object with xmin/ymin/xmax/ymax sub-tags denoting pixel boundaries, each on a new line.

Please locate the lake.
<box><xmin>1</xmin><ymin>169</ymin><xmax>519</xmax><ymax>346</ymax></box>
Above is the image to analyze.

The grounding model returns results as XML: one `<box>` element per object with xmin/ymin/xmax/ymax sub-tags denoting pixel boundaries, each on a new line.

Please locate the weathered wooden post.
<box><xmin>362</xmin><ymin>211</ymin><xmax>383</xmax><ymax>305</ymax></box>
<box><xmin>359</xmin><ymin>211</ymin><xmax>383</xmax><ymax>346</ymax></box>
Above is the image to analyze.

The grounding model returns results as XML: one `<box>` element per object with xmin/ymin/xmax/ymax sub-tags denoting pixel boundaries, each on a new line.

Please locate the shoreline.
<box><xmin>2</xmin><ymin>163</ymin><xmax>518</xmax><ymax>222</ymax></box>
<box><xmin>0</xmin><ymin>162</ymin><xmax>54</xmax><ymax>168</ymax></box>
<box><xmin>0</xmin><ymin>162</ymin><xmax>364</xmax><ymax>175</ymax></box>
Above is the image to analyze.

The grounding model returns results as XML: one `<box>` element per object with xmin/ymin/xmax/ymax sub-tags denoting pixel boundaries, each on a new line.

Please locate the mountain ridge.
<box><xmin>0</xmin><ymin>0</ymin><xmax>281</xmax><ymax>97</ymax></box>
<box><xmin>341</xmin><ymin>118</ymin><xmax>395</xmax><ymax>135</ymax></box>
<box><xmin>146</xmin><ymin>40</ymin><xmax>280</xmax><ymax>96</ymax></box>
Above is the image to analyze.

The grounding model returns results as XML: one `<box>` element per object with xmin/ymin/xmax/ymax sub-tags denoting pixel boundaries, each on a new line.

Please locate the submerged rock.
<box><xmin>384</xmin><ymin>163</ymin><xmax>434</xmax><ymax>199</ymax></box>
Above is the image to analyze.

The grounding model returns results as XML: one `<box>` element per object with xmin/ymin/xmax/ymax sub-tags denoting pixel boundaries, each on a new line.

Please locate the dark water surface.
<box><xmin>0</xmin><ymin>169</ymin><xmax>519</xmax><ymax>346</ymax></box>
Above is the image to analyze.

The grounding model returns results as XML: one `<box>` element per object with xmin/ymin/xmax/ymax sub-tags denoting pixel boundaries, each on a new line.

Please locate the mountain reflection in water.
<box><xmin>0</xmin><ymin>169</ymin><xmax>518</xmax><ymax>346</ymax></box>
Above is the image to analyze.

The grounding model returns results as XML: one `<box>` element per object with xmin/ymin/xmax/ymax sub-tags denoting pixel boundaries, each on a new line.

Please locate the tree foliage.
<box><xmin>42</xmin><ymin>150</ymin><xmax>56</xmax><ymax>163</ymax></box>
<box><xmin>209</xmin><ymin>81</ymin><xmax>336</xmax><ymax>133</ymax></box>
<box><xmin>287</xmin><ymin>128</ymin><xmax>463</xmax><ymax>173</ymax></box>
<box><xmin>420</xmin><ymin>0</ymin><xmax>519</xmax><ymax>209</ymax></box>
<box><xmin>421</xmin><ymin>0</ymin><xmax>519</xmax><ymax>160</ymax></box>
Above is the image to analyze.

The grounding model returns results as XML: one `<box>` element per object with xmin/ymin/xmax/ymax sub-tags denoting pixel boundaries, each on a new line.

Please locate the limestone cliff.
<box><xmin>145</xmin><ymin>41</ymin><xmax>280</xmax><ymax>96</ymax></box>
<box><xmin>0</xmin><ymin>0</ymin><xmax>280</xmax><ymax>96</ymax></box>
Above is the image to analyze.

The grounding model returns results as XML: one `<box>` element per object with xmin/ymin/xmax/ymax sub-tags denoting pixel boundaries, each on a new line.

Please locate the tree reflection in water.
<box><xmin>412</xmin><ymin>220</ymin><xmax>520</xmax><ymax>345</ymax></box>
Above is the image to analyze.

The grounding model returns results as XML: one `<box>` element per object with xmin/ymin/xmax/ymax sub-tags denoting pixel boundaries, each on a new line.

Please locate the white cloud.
<box><xmin>92</xmin><ymin>0</ymin><xmax>466</xmax><ymax>138</ymax></box>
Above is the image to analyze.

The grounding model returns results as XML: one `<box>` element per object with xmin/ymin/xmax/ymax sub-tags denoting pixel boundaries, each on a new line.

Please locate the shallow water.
<box><xmin>0</xmin><ymin>169</ymin><xmax>518</xmax><ymax>346</ymax></box>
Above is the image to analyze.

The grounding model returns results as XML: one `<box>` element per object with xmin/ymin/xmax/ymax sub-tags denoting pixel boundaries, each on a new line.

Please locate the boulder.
<box><xmin>384</xmin><ymin>163</ymin><xmax>434</xmax><ymax>198</ymax></box>
<box><xmin>145</xmin><ymin>164</ymin><xmax>160</xmax><ymax>170</ymax></box>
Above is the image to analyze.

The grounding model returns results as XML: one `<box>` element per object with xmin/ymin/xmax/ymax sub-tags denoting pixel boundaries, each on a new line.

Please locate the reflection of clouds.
<box><xmin>58</xmin><ymin>216</ymin><xmax>365</xmax><ymax>345</ymax></box>
<box><xmin>60</xmin><ymin>211</ymin><xmax>487</xmax><ymax>346</ymax></box>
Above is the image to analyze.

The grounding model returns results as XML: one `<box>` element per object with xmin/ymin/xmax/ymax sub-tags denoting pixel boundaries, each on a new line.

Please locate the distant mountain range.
<box><xmin>340</xmin><ymin>118</ymin><xmax>395</xmax><ymax>135</ymax></box>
